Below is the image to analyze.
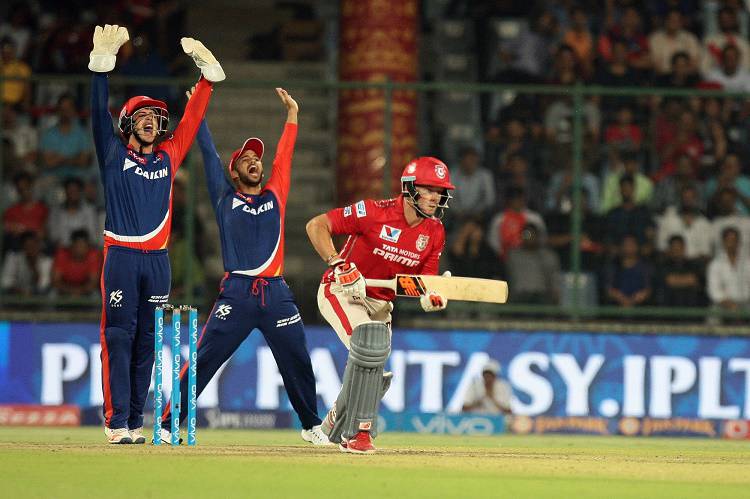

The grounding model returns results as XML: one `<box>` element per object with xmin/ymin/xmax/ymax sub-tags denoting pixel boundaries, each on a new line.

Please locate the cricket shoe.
<box><xmin>104</xmin><ymin>427</ymin><xmax>133</xmax><ymax>444</ymax></box>
<box><xmin>339</xmin><ymin>431</ymin><xmax>375</xmax><ymax>454</ymax></box>
<box><xmin>320</xmin><ymin>403</ymin><xmax>336</xmax><ymax>436</ymax></box>
<box><xmin>301</xmin><ymin>425</ymin><xmax>333</xmax><ymax>446</ymax></box>
<box><xmin>151</xmin><ymin>428</ymin><xmax>182</xmax><ymax>445</ymax></box>
<box><xmin>129</xmin><ymin>427</ymin><xmax>146</xmax><ymax>444</ymax></box>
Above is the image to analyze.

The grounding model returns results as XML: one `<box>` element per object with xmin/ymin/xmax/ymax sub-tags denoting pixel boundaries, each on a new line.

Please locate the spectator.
<box><xmin>696</xmin><ymin>97</ymin><xmax>728</xmax><ymax>177</ymax></box>
<box><xmin>1</xmin><ymin>104</ymin><xmax>37</xmax><ymax>168</ymax></box>
<box><xmin>655</xmin><ymin>51</ymin><xmax>700</xmax><ymax>88</ymax></box>
<box><xmin>506</xmin><ymin>223</ymin><xmax>560</xmax><ymax>304</ymax></box>
<box><xmin>0</xmin><ymin>36</ymin><xmax>31</xmax><ymax>109</ymax></box>
<box><xmin>0</xmin><ymin>3</ymin><xmax>33</xmax><ymax>59</ymax></box>
<box><xmin>702</xmin><ymin>6</ymin><xmax>750</xmax><ymax>75</ymax></box>
<box><xmin>548</xmin><ymin>44</ymin><xmax>579</xmax><ymax>85</ymax></box>
<box><xmin>595</xmin><ymin>40</ymin><xmax>639</xmax><ymax>105</ymax></box>
<box><xmin>487</xmin><ymin>186</ymin><xmax>546</xmax><ymax>262</ymax></box>
<box><xmin>461</xmin><ymin>359</ymin><xmax>512</xmax><ymax>415</ymax></box>
<box><xmin>38</xmin><ymin>93</ymin><xmax>94</xmax><ymax>181</ymax></box>
<box><xmin>651</xmin><ymin>153</ymin><xmax>703</xmax><ymax>214</ymax></box>
<box><xmin>649</xmin><ymin>9</ymin><xmax>701</xmax><ymax>75</ymax></box>
<box><xmin>656</xmin><ymin>185</ymin><xmax>713</xmax><ymax>260</ymax></box>
<box><xmin>51</xmin><ymin>229</ymin><xmax>101</xmax><ymax>297</ymax></box>
<box><xmin>655</xmin><ymin>235</ymin><xmax>704</xmax><ymax>307</ymax></box>
<box><xmin>2</xmin><ymin>172</ymin><xmax>48</xmax><ymax>249</ymax></box>
<box><xmin>707</xmin><ymin>226</ymin><xmax>750</xmax><ymax>311</ymax></box>
<box><xmin>544</xmin><ymin>95</ymin><xmax>601</xmax><ymax>145</ymax></box>
<box><xmin>485</xmin><ymin>117</ymin><xmax>536</xmax><ymax>173</ymax></box>
<box><xmin>705</xmin><ymin>153</ymin><xmax>750</xmax><ymax>214</ymax></box>
<box><xmin>546</xmin><ymin>189</ymin><xmax>605</xmax><ymax>273</ymax></box>
<box><xmin>710</xmin><ymin>187</ymin><xmax>750</xmax><ymax>253</ymax></box>
<box><xmin>604</xmin><ymin>175</ymin><xmax>655</xmax><ymax>252</ymax></box>
<box><xmin>49</xmin><ymin>177</ymin><xmax>99</xmax><ymax>247</ymax></box>
<box><xmin>495</xmin><ymin>10</ymin><xmax>558</xmax><ymax>83</ymax></box>
<box><xmin>655</xmin><ymin>108</ymin><xmax>703</xmax><ymax>182</ymax></box>
<box><xmin>601</xmin><ymin>150</ymin><xmax>653</xmax><ymax>214</ymax></box>
<box><xmin>448</xmin><ymin>147</ymin><xmax>495</xmax><ymax>269</ymax></box>
<box><xmin>604</xmin><ymin>105</ymin><xmax>644</xmax><ymax>151</ymax></box>
<box><xmin>1</xmin><ymin>231</ymin><xmax>52</xmax><ymax>296</ymax></box>
<box><xmin>703</xmin><ymin>44</ymin><xmax>750</xmax><ymax>92</ymax></box>
<box><xmin>562</xmin><ymin>6</ymin><xmax>594</xmax><ymax>78</ymax></box>
<box><xmin>497</xmin><ymin>154</ymin><xmax>544</xmax><ymax>213</ymax></box>
<box><xmin>605</xmin><ymin>234</ymin><xmax>653</xmax><ymax>307</ymax></box>
<box><xmin>546</xmin><ymin>159</ymin><xmax>600</xmax><ymax>214</ymax></box>
<box><xmin>598</xmin><ymin>6</ymin><xmax>651</xmax><ymax>71</ymax></box>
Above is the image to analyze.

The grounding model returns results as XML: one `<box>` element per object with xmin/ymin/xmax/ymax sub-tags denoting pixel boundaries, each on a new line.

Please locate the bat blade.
<box><xmin>392</xmin><ymin>274</ymin><xmax>508</xmax><ymax>303</ymax></box>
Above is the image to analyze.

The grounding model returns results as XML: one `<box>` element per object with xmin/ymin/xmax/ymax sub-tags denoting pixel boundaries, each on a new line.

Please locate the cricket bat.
<box><xmin>367</xmin><ymin>274</ymin><xmax>508</xmax><ymax>303</ymax></box>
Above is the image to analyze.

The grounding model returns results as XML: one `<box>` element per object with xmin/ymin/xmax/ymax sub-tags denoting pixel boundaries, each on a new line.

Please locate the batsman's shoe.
<box><xmin>151</xmin><ymin>428</ymin><xmax>182</xmax><ymax>445</ymax></box>
<box><xmin>340</xmin><ymin>431</ymin><xmax>376</xmax><ymax>454</ymax></box>
<box><xmin>104</xmin><ymin>427</ymin><xmax>133</xmax><ymax>444</ymax></box>
<box><xmin>129</xmin><ymin>427</ymin><xmax>146</xmax><ymax>444</ymax></box>
<box><xmin>301</xmin><ymin>425</ymin><xmax>333</xmax><ymax>446</ymax></box>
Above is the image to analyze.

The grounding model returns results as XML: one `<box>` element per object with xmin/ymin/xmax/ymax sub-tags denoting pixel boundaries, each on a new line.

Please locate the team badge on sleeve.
<box><xmin>416</xmin><ymin>234</ymin><xmax>429</xmax><ymax>251</ymax></box>
<box><xmin>343</xmin><ymin>205</ymin><xmax>352</xmax><ymax>217</ymax></box>
<box><xmin>355</xmin><ymin>200</ymin><xmax>367</xmax><ymax>218</ymax></box>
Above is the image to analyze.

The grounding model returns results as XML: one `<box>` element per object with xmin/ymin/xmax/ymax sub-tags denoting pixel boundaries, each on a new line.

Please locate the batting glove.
<box><xmin>333</xmin><ymin>262</ymin><xmax>366</xmax><ymax>300</ymax></box>
<box><xmin>88</xmin><ymin>24</ymin><xmax>129</xmax><ymax>73</ymax></box>
<box><xmin>181</xmin><ymin>37</ymin><xmax>226</xmax><ymax>82</ymax></box>
<box><xmin>420</xmin><ymin>270</ymin><xmax>451</xmax><ymax>312</ymax></box>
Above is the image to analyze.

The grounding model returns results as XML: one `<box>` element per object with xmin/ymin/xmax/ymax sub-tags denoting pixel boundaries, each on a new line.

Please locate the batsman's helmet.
<box><xmin>400</xmin><ymin>156</ymin><xmax>455</xmax><ymax>218</ymax></box>
<box><xmin>118</xmin><ymin>96</ymin><xmax>169</xmax><ymax>137</ymax></box>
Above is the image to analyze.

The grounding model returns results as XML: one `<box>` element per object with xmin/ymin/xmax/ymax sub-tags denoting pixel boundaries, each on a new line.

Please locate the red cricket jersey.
<box><xmin>323</xmin><ymin>196</ymin><xmax>445</xmax><ymax>301</ymax></box>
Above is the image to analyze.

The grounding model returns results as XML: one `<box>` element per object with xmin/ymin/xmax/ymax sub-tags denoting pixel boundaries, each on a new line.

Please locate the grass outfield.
<box><xmin>1</xmin><ymin>428</ymin><xmax>749</xmax><ymax>498</ymax></box>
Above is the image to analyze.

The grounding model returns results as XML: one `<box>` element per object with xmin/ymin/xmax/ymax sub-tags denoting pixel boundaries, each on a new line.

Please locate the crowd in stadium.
<box><xmin>3</xmin><ymin>1</ymin><xmax>750</xmax><ymax>314</ymax></box>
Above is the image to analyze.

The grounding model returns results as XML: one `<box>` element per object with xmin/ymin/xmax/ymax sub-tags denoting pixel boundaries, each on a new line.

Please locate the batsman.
<box><xmin>306</xmin><ymin>157</ymin><xmax>455</xmax><ymax>453</ymax></box>
<box><xmin>89</xmin><ymin>24</ymin><xmax>224</xmax><ymax>444</ymax></box>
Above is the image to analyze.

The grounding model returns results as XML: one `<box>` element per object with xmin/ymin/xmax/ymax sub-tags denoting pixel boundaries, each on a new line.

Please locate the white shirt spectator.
<box><xmin>656</xmin><ymin>207</ymin><xmax>713</xmax><ymax>258</ymax></box>
<box><xmin>1</xmin><ymin>251</ymin><xmax>52</xmax><ymax>294</ymax></box>
<box><xmin>702</xmin><ymin>33</ymin><xmax>750</xmax><ymax>74</ymax></box>
<box><xmin>49</xmin><ymin>202</ymin><xmax>99</xmax><ymax>247</ymax></box>
<box><xmin>649</xmin><ymin>29</ymin><xmax>702</xmax><ymax>74</ymax></box>
<box><xmin>703</xmin><ymin>67</ymin><xmax>750</xmax><ymax>92</ymax></box>
<box><xmin>461</xmin><ymin>360</ymin><xmax>512</xmax><ymax>415</ymax></box>
<box><xmin>451</xmin><ymin>167</ymin><xmax>496</xmax><ymax>215</ymax></box>
<box><xmin>706</xmin><ymin>251</ymin><xmax>750</xmax><ymax>304</ymax></box>
<box><xmin>711</xmin><ymin>215</ymin><xmax>750</xmax><ymax>255</ymax></box>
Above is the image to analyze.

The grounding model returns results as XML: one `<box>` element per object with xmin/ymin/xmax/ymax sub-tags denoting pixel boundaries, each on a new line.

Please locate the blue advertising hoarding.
<box><xmin>1</xmin><ymin>322</ymin><xmax>750</xmax><ymax>428</ymax></box>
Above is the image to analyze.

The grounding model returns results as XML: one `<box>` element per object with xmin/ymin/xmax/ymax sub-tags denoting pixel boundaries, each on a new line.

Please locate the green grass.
<box><xmin>1</xmin><ymin>428</ymin><xmax>749</xmax><ymax>498</ymax></box>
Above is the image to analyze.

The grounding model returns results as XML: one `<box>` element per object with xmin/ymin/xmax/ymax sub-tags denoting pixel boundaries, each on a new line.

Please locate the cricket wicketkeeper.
<box><xmin>89</xmin><ymin>24</ymin><xmax>224</xmax><ymax>444</ymax></box>
<box><xmin>306</xmin><ymin>157</ymin><xmax>455</xmax><ymax>453</ymax></box>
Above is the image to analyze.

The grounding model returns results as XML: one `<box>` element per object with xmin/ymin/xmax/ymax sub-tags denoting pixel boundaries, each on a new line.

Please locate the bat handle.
<box><xmin>365</xmin><ymin>278</ymin><xmax>395</xmax><ymax>290</ymax></box>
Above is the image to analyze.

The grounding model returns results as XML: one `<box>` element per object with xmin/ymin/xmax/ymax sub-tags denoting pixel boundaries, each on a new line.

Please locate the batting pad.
<box><xmin>329</xmin><ymin>322</ymin><xmax>391</xmax><ymax>442</ymax></box>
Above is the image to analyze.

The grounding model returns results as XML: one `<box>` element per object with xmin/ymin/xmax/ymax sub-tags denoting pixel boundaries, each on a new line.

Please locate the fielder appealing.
<box><xmin>89</xmin><ymin>24</ymin><xmax>224</xmax><ymax>444</ymax></box>
<box><xmin>158</xmin><ymin>88</ymin><xmax>329</xmax><ymax>445</ymax></box>
<box><xmin>306</xmin><ymin>157</ymin><xmax>455</xmax><ymax>453</ymax></box>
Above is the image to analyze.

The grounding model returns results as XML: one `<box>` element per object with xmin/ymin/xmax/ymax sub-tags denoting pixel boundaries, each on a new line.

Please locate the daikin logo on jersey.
<box><xmin>231</xmin><ymin>198</ymin><xmax>273</xmax><ymax>215</ymax></box>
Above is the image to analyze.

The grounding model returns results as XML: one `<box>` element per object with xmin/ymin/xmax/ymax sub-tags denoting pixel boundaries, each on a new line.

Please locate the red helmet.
<box><xmin>400</xmin><ymin>156</ymin><xmax>455</xmax><ymax>218</ymax></box>
<box><xmin>118</xmin><ymin>96</ymin><xmax>169</xmax><ymax>137</ymax></box>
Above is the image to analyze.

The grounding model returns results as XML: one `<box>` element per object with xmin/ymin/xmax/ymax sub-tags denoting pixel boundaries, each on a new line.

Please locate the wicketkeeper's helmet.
<box><xmin>400</xmin><ymin>156</ymin><xmax>455</xmax><ymax>218</ymax></box>
<box><xmin>118</xmin><ymin>96</ymin><xmax>169</xmax><ymax>137</ymax></box>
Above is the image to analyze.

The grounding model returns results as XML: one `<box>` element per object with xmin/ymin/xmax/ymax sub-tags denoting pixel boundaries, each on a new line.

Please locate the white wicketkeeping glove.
<box><xmin>88</xmin><ymin>24</ymin><xmax>129</xmax><ymax>73</ymax></box>
<box><xmin>181</xmin><ymin>37</ymin><xmax>226</xmax><ymax>82</ymax></box>
<box><xmin>420</xmin><ymin>271</ymin><xmax>450</xmax><ymax>312</ymax></box>
<box><xmin>333</xmin><ymin>262</ymin><xmax>367</xmax><ymax>300</ymax></box>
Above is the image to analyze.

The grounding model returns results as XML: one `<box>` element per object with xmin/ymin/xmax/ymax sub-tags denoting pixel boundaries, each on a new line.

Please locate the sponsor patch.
<box><xmin>123</xmin><ymin>158</ymin><xmax>138</xmax><ymax>171</ymax></box>
<box><xmin>379</xmin><ymin>225</ymin><xmax>402</xmax><ymax>243</ymax></box>
<box><xmin>276</xmin><ymin>313</ymin><xmax>301</xmax><ymax>328</ymax></box>
<box><xmin>214</xmin><ymin>304</ymin><xmax>232</xmax><ymax>320</ymax></box>
<box><xmin>358</xmin><ymin>421</ymin><xmax>373</xmax><ymax>430</ymax></box>
<box><xmin>343</xmin><ymin>206</ymin><xmax>352</xmax><ymax>217</ymax></box>
<box><xmin>406</xmin><ymin>162</ymin><xmax>416</xmax><ymax>174</ymax></box>
<box><xmin>109</xmin><ymin>290</ymin><xmax>123</xmax><ymax>307</ymax></box>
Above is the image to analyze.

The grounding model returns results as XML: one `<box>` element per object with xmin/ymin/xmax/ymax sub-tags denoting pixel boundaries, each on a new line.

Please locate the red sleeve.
<box><xmin>326</xmin><ymin>199</ymin><xmax>371</xmax><ymax>236</ymax></box>
<box><xmin>264</xmin><ymin>122</ymin><xmax>297</xmax><ymax>205</ymax></box>
<box><xmin>161</xmin><ymin>77</ymin><xmax>214</xmax><ymax>173</ymax></box>
<box><xmin>418</xmin><ymin>224</ymin><xmax>446</xmax><ymax>275</ymax></box>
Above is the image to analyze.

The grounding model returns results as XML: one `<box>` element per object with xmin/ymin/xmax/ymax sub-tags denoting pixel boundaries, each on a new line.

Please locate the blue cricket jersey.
<box><xmin>196</xmin><ymin>120</ymin><xmax>296</xmax><ymax>276</ymax></box>
<box><xmin>91</xmin><ymin>73</ymin><xmax>213</xmax><ymax>249</ymax></box>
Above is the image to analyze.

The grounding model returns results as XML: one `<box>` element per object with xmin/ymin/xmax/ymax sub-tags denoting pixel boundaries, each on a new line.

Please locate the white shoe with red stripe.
<box><xmin>104</xmin><ymin>427</ymin><xmax>132</xmax><ymax>444</ymax></box>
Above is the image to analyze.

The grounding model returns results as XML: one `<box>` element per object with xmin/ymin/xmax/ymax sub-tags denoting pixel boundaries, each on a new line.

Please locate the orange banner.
<box><xmin>337</xmin><ymin>0</ymin><xmax>418</xmax><ymax>204</ymax></box>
